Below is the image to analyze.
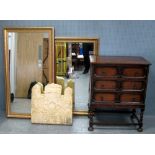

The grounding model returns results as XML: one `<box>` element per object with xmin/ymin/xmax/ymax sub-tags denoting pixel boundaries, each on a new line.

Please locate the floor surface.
<box><xmin>0</xmin><ymin>114</ymin><xmax>155</xmax><ymax>134</ymax></box>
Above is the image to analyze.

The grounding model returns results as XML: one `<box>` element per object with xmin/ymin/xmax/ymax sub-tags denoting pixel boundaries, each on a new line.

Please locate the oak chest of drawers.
<box><xmin>88</xmin><ymin>56</ymin><xmax>151</xmax><ymax>132</ymax></box>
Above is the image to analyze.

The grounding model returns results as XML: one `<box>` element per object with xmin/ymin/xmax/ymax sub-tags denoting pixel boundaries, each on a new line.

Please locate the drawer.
<box><xmin>95</xmin><ymin>67</ymin><xmax>117</xmax><ymax>76</ymax></box>
<box><xmin>123</xmin><ymin>68</ymin><xmax>145</xmax><ymax>77</ymax></box>
<box><xmin>120</xmin><ymin>93</ymin><xmax>142</xmax><ymax>102</ymax></box>
<box><xmin>94</xmin><ymin>93</ymin><xmax>115</xmax><ymax>102</ymax></box>
<box><xmin>122</xmin><ymin>81</ymin><xmax>143</xmax><ymax>90</ymax></box>
<box><xmin>95</xmin><ymin>81</ymin><xmax>117</xmax><ymax>89</ymax></box>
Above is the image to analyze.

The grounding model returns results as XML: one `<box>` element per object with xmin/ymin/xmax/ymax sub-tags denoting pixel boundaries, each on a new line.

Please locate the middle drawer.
<box><xmin>94</xmin><ymin>81</ymin><xmax>117</xmax><ymax>89</ymax></box>
<box><xmin>122</xmin><ymin>81</ymin><xmax>144</xmax><ymax>90</ymax></box>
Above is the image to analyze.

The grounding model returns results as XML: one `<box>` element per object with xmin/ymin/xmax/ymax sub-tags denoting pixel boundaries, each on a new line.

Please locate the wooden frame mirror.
<box><xmin>4</xmin><ymin>27</ymin><xmax>55</xmax><ymax>118</ymax></box>
<box><xmin>55</xmin><ymin>37</ymin><xmax>99</xmax><ymax>115</ymax></box>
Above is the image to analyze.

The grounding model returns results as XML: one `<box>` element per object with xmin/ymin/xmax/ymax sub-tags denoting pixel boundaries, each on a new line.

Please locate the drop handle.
<box><xmin>101</xmin><ymin>71</ymin><xmax>106</xmax><ymax>75</ymax></box>
<box><xmin>133</xmin><ymin>84</ymin><xmax>137</xmax><ymax>89</ymax></box>
<box><xmin>100</xmin><ymin>96</ymin><xmax>104</xmax><ymax>101</ymax></box>
<box><xmin>134</xmin><ymin>72</ymin><xmax>140</xmax><ymax>76</ymax></box>
<box><xmin>101</xmin><ymin>84</ymin><xmax>104</xmax><ymax>88</ymax></box>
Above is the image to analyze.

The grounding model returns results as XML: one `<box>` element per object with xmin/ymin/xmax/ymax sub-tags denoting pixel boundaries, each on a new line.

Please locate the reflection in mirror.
<box><xmin>55</xmin><ymin>39</ymin><xmax>98</xmax><ymax>112</ymax></box>
<box><xmin>8</xmin><ymin>32</ymin><xmax>49</xmax><ymax>114</ymax></box>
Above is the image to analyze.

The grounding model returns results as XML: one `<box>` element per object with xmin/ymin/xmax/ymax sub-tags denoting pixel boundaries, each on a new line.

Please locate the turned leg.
<box><xmin>88</xmin><ymin>105</ymin><xmax>91</xmax><ymax>118</ymax></box>
<box><xmin>137</xmin><ymin>109</ymin><xmax>144</xmax><ymax>132</ymax></box>
<box><xmin>130</xmin><ymin>109</ymin><xmax>136</xmax><ymax>119</ymax></box>
<box><xmin>88</xmin><ymin>112</ymin><xmax>94</xmax><ymax>131</ymax></box>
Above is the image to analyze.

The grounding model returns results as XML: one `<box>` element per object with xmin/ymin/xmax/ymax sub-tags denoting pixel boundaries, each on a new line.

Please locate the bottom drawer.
<box><xmin>94</xmin><ymin>93</ymin><xmax>115</xmax><ymax>102</ymax></box>
<box><xmin>120</xmin><ymin>93</ymin><xmax>142</xmax><ymax>102</ymax></box>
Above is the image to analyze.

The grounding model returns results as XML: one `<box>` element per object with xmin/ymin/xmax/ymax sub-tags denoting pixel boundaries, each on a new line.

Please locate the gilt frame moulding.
<box><xmin>55</xmin><ymin>37</ymin><xmax>99</xmax><ymax>116</ymax></box>
<box><xmin>4</xmin><ymin>27</ymin><xmax>55</xmax><ymax>118</ymax></box>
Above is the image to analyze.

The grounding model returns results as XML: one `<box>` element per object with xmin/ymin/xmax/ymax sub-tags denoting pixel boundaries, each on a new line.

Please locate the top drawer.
<box><xmin>122</xmin><ymin>68</ymin><xmax>145</xmax><ymax>77</ymax></box>
<box><xmin>94</xmin><ymin>67</ymin><xmax>117</xmax><ymax>76</ymax></box>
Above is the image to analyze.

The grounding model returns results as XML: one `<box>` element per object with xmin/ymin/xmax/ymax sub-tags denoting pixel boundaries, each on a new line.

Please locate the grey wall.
<box><xmin>0</xmin><ymin>20</ymin><xmax>155</xmax><ymax>116</ymax></box>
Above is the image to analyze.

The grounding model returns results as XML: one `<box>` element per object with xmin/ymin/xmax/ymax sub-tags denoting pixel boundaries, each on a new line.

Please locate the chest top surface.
<box><xmin>90</xmin><ymin>55</ymin><xmax>151</xmax><ymax>65</ymax></box>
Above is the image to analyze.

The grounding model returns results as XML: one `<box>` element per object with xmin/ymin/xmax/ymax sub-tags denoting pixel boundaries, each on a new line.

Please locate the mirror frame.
<box><xmin>55</xmin><ymin>37</ymin><xmax>99</xmax><ymax>116</ymax></box>
<box><xmin>4</xmin><ymin>27</ymin><xmax>55</xmax><ymax>118</ymax></box>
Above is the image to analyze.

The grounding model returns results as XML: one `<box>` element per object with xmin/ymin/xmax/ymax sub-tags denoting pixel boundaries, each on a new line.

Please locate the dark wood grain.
<box><xmin>90</xmin><ymin>55</ymin><xmax>151</xmax><ymax>65</ymax></box>
<box><xmin>88</xmin><ymin>55</ymin><xmax>151</xmax><ymax>132</ymax></box>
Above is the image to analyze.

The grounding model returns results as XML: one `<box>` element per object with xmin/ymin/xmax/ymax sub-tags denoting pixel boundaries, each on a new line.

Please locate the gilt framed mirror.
<box><xmin>4</xmin><ymin>27</ymin><xmax>55</xmax><ymax>118</ymax></box>
<box><xmin>55</xmin><ymin>37</ymin><xmax>99</xmax><ymax>115</ymax></box>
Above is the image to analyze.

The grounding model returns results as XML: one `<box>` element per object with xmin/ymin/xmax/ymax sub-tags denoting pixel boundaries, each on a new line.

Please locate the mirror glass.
<box><xmin>8</xmin><ymin>32</ymin><xmax>50</xmax><ymax>114</ymax></box>
<box><xmin>55</xmin><ymin>40</ymin><xmax>98</xmax><ymax>112</ymax></box>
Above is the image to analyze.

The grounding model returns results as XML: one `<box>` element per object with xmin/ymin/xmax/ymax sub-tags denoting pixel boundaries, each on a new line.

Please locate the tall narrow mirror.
<box><xmin>55</xmin><ymin>38</ymin><xmax>99</xmax><ymax>115</ymax></box>
<box><xmin>4</xmin><ymin>28</ymin><xmax>55</xmax><ymax>118</ymax></box>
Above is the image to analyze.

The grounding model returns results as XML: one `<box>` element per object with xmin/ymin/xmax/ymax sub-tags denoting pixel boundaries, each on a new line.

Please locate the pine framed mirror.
<box><xmin>4</xmin><ymin>27</ymin><xmax>55</xmax><ymax>118</ymax></box>
<box><xmin>55</xmin><ymin>37</ymin><xmax>99</xmax><ymax>115</ymax></box>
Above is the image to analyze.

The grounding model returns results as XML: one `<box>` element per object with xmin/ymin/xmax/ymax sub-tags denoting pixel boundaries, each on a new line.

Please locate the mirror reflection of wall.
<box><xmin>55</xmin><ymin>41</ymin><xmax>95</xmax><ymax>111</ymax></box>
<box><xmin>9</xmin><ymin>32</ymin><xmax>49</xmax><ymax>114</ymax></box>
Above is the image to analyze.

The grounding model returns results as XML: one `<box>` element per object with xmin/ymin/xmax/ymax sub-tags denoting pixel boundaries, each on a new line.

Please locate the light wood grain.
<box><xmin>15</xmin><ymin>33</ymin><xmax>43</xmax><ymax>97</ymax></box>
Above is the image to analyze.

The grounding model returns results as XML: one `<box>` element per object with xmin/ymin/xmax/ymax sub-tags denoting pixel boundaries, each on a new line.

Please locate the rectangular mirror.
<box><xmin>55</xmin><ymin>37</ymin><xmax>99</xmax><ymax>115</ymax></box>
<box><xmin>4</xmin><ymin>27</ymin><xmax>55</xmax><ymax>118</ymax></box>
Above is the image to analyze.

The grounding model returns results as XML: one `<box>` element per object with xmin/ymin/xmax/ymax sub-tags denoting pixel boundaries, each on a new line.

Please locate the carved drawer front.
<box><xmin>95</xmin><ymin>67</ymin><xmax>117</xmax><ymax>76</ymax></box>
<box><xmin>122</xmin><ymin>81</ymin><xmax>143</xmax><ymax>90</ymax></box>
<box><xmin>123</xmin><ymin>68</ymin><xmax>144</xmax><ymax>77</ymax></box>
<box><xmin>94</xmin><ymin>93</ymin><xmax>115</xmax><ymax>102</ymax></box>
<box><xmin>120</xmin><ymin>94</ymin><xmax>142</xmax><ymax>102</ymax></box>
<box><xmin>95</xmin><ymin>81</ymin><xmax>117</xmax><ymax>89</ymax></box>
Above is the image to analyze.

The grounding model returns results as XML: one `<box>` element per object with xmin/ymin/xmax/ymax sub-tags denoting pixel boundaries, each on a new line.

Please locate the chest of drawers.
<box><xmin>88</xmin><ymin>56</ymin><xmax>151</xmax><ymax>132</ymax></box>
